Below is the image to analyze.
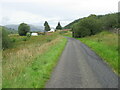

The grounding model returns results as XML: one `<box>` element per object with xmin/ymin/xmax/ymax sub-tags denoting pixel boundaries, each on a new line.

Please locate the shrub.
<box><xmin>2</xmin><ymin>27</ymin><xmax>12</xmax><ymax>49</ymax></box>
<box><xmin>11</xmin><ymin>38</ymin><xmax>16</xmax><ymax>42</ymax></box>
<box><xmin>79</xmin><ymin>26</ymin><xmax>91</xmax><ymax>37</ymax></box>
<box><xmin>72</xmin><ymin>15</ymin><xmax>102</xmax><ymax>38</ymax></box>
<box><xmin>26</xmin><ymin>32</ymin><xmax>31</xmax><ymax>37</ymax></box>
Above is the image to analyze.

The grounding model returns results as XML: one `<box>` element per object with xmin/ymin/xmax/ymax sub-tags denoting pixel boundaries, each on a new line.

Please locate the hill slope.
<box><xmin>0</xmin><ymin>26</ymin><xmax>18</xmax><ymax>34</ymax></box>
<box><xmin>5</xmin><ymin>24</ymin><xmax>44</xmax><ymax>32</ymax></box>
<box><xmin>64</xmin><ymin>13</ymin><xmax>119</xmax><ymax>29</ymax></box>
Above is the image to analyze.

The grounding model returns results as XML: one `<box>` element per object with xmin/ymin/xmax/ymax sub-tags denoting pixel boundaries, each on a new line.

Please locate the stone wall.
<box><xmin>109</xmin><ymin>28</ymin><xmax>120</xmax><ymax>34</ymax></box>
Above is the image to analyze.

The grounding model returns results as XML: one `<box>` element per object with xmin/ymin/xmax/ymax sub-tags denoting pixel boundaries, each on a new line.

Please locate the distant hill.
<box><xmin>0</xmin><ymin>26</ymin><xmax>18</xmax><ymax>34</ymax></box>
<box><xmin>5</xmin><ymin>24</ymin><xmax>44</xmax><ymax>32</ymax></box>
<box><xmin>5</xmin><ymin>25</ymin><xmax>18</xmax><ymax>30</ymax></box>
<box><xmin>29</xmin><ymin>24</ymin><xmax>44</xmax><ymax>32</ymax></box>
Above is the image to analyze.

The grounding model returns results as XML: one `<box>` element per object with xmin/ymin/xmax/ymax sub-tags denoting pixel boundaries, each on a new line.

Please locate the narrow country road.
<box><xmin>46</xmin><ymin>37</ymin><xmax>118</xmax><ymax>88</ymax></box>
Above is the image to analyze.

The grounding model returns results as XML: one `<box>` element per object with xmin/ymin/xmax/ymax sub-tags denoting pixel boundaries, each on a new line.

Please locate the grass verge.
<box><xmin>3</xmin><ymin>35</ymin><xmax>67</xmax><ymax>88</ymax></box>
<box><xmin>59</xmin><ymin>31</ymin><xmax>72</xmax><ymax>37</ymax></box>
<box><xmin>0</xmin><ymin>50</ymin><xmax>2</xmax><ymax>89</ymax></box>
<box><xmin>78</xmin><ymin>31</ymin><xmax>119</xmax><ymax>75</ymax></box>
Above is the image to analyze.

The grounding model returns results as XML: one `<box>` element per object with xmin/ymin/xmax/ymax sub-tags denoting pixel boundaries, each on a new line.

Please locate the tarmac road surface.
<box><xmin>46</xmin><ymin>37</ymin><xmax>118</xmax><ymax>88</ymax></box>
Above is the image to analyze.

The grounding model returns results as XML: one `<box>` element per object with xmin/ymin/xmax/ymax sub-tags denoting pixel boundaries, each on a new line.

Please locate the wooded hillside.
<box><xmin>64</xmin><ymin>13</ymin><xmax>119</xmax><ymax>38</ymax></box>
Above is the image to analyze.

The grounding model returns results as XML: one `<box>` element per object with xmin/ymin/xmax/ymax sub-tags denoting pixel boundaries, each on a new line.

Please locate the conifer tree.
<box><xmin>44</xmin><ymin>21</ymin><xmax>51</xmax><ymax>31</ymax></box>
<box><xmin>56</xmin><ymin>22</ymin><xmax>62</xmax><ymax>30</ymax></box>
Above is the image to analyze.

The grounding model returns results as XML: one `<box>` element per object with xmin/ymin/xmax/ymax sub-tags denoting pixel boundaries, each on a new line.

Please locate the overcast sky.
<box><xmin>0</xmin><ymin>0</ymin><xmax>119</xmax><ymax>27</ymax></box>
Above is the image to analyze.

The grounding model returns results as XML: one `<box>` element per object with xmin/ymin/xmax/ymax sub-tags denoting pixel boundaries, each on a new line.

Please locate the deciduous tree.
<box><xmin>18</xmin><ymin>23</ymin><xmax>30</xmax><ymax>36</ymax></box>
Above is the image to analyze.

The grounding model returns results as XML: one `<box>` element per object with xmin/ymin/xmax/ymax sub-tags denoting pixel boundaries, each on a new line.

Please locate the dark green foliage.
<box><xmin>65</xmin><ymin>13</ymin><xmax>118</xmax><ymax>29</ymax></box>
<box><xmin>12</xmin><ymin>38</ymin><xmax>16</xmax><ymax>42</ymax></box>
<box><xmin>18</xmin><ymin>23</ymin><xmax>30</xmax><ymax>36</ymax></box>
<box><xmin>72</xmin><ymin>15</ymin><xmax>101</xmax><ymax>38</ymax></box>
<box><xmin>0</xmin><ymin>27</ymin><xmax>2</xmax><ymax>49</ymax></box>
<box><xmin>2</xmin><ymin>27</ymin><xmax>12</xmax><ymax>49</ymax></box>
<box><xmin>100</xmin><ymin>13</ymin><xmax>118</xmax><ymax>29</ymax></box>
<box><xmin>56</xmin><ymin>22</ymin><xmax>62</xmax><ymax>30</ymax></box>
<box><xmin>118</xmin><ymin>12</ymin><xmax>120</xmax><ymax>27</ymax></box>
<box><xmin>78</xmin><ymin>26</ymin><xmax>91</xmax><ymax>37</ymax></box>
<box><xmin>66</xmin><ymin>13</ymin><xmax>118</xmax><ymax>38</ymax></box>
<box><xmin>72</xmin><ymin>24</ymin><xmax>81</xmax><ymax>38</ymax></box>
<box><xmin>44</xmin><ymin>21</ymin><xmax>51</xmax><ymax>31</ymax></box>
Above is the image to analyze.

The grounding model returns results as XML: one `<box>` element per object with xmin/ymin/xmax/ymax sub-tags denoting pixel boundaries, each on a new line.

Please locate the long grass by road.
<box><xmin>3</xmin><ymin>33</ymin><xmax>67</xmax><ymax>88</ymax></box>
<box><xmin>78</xmin><ymin>31</ymin><xmax>119</xmax><ymax>75</ymax></box>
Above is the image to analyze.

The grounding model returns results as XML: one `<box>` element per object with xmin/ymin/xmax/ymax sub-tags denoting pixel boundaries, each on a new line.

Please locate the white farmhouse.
<box><xmin>48</xmin><ymin>29</ymin><xmax>55</xmax><ymax>32</ymax></box>
<box><xmin>31</xmin><ymin>33</ymin><xmax>38</xmax><ymax>36</ymax></box>
<box><xmin>51</xmin><ymin>29</ymin><xmax>55</xmax><ymax>32</ymax></box>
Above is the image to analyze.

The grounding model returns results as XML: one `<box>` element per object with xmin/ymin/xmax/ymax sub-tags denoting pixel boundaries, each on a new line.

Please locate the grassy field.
<box><xmin>78</xmin><ymin>31</ymin><xmax>119</xmax><ymax>75</ymax></box>
<box><xmin>0</xmin><ymin>50</ymin><xmax>1</xmax><ymax>89</ymax></box>
<box><xmin>3</xmin><ymin>33</ymin><xmax>67</xmax><ymax>88</ymax></box>
<box><xmin>2</xmin><ymin>30</ymin><xmax>119</xmax><ymax>88</ymax></box>
<box><xmin>59</xmin><ymin>30</ymin><xmax>72</xmax><ymax>37</ymax></box>
<box><xmin>0</xmin><ymin>27</ymin><xmax>2</xmax><ymax>89</ymax></box>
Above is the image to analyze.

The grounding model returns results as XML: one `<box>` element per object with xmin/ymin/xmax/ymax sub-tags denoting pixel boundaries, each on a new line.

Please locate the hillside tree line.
<box><xmin>64</xmin><ymin>13</ymin><xmax>119</xmax><ymax>38</ymax></box>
